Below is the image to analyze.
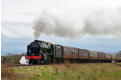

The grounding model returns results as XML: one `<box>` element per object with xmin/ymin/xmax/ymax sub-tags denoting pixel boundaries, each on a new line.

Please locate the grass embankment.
<box><xmin>1</xmin><ymin>63</ymin><xmax>121</xmax><ymax>80</ymax></box>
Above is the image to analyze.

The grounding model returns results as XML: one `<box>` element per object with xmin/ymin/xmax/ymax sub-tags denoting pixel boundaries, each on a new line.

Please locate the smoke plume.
<box><xmin>32</xmin><ymin>7</ymin><xmax>121</xmax><ymax>39</ymax></box>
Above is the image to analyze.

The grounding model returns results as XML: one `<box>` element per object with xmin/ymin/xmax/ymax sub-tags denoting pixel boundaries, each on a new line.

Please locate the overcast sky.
<box><xmin>2</xmin><ymin>0</ymin><xmax>121</xmax><ymax>38</ymax></box>
<box><xmin>1</xmin><ymin>0</ymin><xmax>121</xmax><ymax>54</ymax></box>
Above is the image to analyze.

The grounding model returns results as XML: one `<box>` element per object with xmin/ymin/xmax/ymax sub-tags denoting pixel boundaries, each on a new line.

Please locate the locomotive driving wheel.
<box><xmin>37</xmin><ymin>60</ymin><xmax>41</xmax><ymax>64</ymax></box>
<box><xmin>40</xmin><ymin>53</ymin><xmax>47</xmax><ymax>64</ymax></box>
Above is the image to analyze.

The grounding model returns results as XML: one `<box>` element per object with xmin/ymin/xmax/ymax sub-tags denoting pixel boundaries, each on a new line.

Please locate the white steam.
<box><xmin>32</xmin><ymin>7</ymin><xmax>121</xmax><ymax>39</ymax></box>
<box><xmin>19</xmin><ymin>56</ymin><xmax>29</xmax><ymax>65</ymax></box>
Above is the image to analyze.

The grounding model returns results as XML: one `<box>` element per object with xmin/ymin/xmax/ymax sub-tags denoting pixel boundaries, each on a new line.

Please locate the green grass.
<box><xmin>2</xmin><ymin>63</ymin><xmax>121</xmax><ymax>80</ymax></box>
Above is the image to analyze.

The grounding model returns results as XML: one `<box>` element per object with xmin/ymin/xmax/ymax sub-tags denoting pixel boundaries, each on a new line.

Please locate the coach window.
<box><xmin>84</xmin><ymin>52</ymin><xmax>88</xmax><ymax>56</ymax></box>
<box><xmin>65</xmin><ymin>48</ymin><xmax>69</xmax><ymax>54</ymax></box>
<box><xmin>81</xmin><ymin>51</ymin><xmax>84</xmax><ymax>56</ymax></box>
<box><xmin>72</xmin><ymin>50</ymin><xmax>73</xmax><ymax>54</ymax></box>
<box><xmin>80</xmin><ymin>51</ymin><xmax>82</xmax><ymax>55</ymax></box>
<box><xmin>66</xmin><ymin>49</ymin><xmax>68</xmax><ymax>54</ymax></box>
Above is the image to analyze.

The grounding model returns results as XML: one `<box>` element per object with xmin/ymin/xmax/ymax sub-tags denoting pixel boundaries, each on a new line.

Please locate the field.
<box><xmin>1</xmin><ymin>63</ymin><xmax>121</xmax><ymax>80</ymax></box>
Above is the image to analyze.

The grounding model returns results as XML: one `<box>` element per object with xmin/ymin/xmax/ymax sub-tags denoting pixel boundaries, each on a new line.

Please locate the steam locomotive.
<box><xmin>25</xmin><ymin>40</ymin><xmax>121</xmax><ymax>64</ymax></box>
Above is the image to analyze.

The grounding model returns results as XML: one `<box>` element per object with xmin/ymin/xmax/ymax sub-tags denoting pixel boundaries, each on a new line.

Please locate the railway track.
<box><xmin>2</xmin><ymin>62</ymin><xmax>121</xmax><ymax>68</ymax></box>
<box><xmin>1</xmin><ymin>64</ymin><xmax>42</xmax><ymax>68</ymax></box>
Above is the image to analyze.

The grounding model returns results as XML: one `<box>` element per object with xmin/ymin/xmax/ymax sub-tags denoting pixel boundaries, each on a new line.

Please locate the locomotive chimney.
<box><xmin>35</xmin><ymin>40</ymin><xmax>39</xmax><ymax>42</ymax></box>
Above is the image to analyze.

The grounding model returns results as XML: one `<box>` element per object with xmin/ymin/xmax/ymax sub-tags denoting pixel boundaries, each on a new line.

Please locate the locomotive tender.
<box><xmin>25</xmin><ymin>40</ymin><xmax>121</xmax><ymax>64</ymax></box>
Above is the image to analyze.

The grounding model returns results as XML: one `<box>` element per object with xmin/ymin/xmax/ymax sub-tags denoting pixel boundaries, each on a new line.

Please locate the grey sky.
<box><xmin>1</xmin><ymin>0</ymin><xmax>121</xmax><ymax>54</ymax></box>
<box><xmin>2</xmin><ymin>0</ymin><xmax>121</xmax><ymax>38</ymax></box>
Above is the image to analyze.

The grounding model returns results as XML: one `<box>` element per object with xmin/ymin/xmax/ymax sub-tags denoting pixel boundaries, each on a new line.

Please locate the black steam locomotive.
<box><xmin>26</xmin><ymin>40</ymin><xmax>55</xmax><ymax>64</ymax></box>
<box><xmin>25</xmin><ymin>40</ymin><xmax>121</xmax><ymax>64</ymax></box>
